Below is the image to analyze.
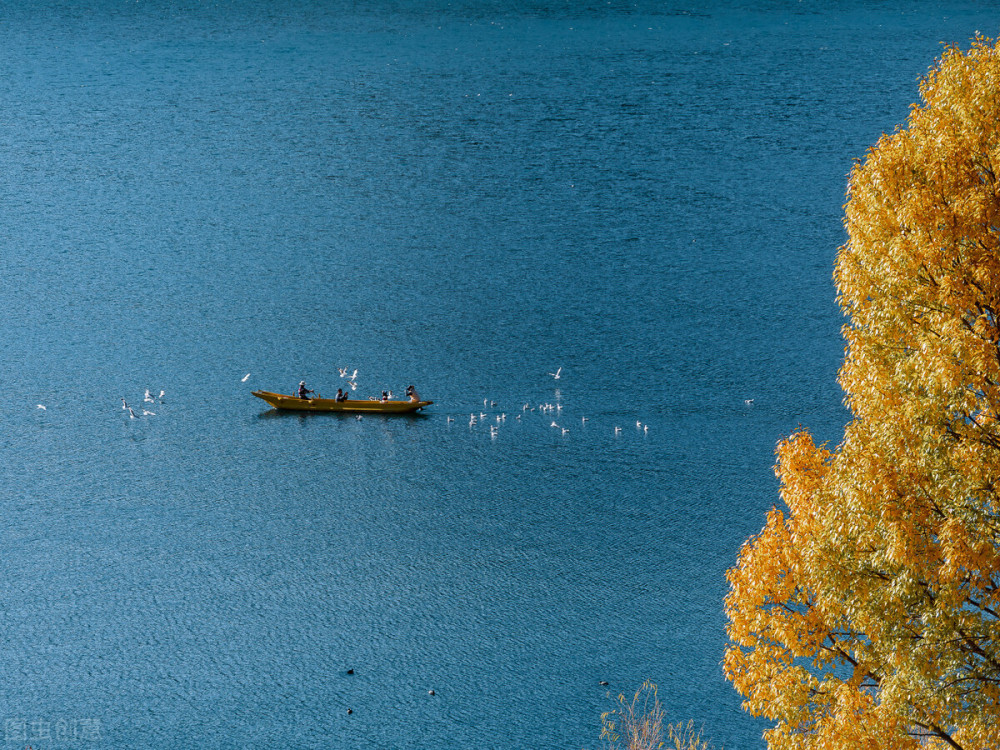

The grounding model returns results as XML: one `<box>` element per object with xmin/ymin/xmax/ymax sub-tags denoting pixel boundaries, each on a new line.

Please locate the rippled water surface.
<box><xmin>1</xmin><ymin>2</ymin><xmax>997</xmax><ymax>748</ymax></box>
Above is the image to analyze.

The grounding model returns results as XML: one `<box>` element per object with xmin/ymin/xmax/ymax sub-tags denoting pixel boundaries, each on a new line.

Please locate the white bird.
<box><xmin>561</xmin><ymin>427</ymin><xmax>569</xmax><ymax>435</ymax></box>
<box><xmin>355</xmin><ymin>415</ymin><xmax>363</xmax><ymax>421</ymax></box>
<box><xmin>348</xmin><ymin>369</ymin><xmax>358</xmax><ymax>381</ymax></box>
<box><xmin>551</xmin><ymin>421</ymin><xmax>559</xmax><ymax>428</ymax></box>
<box><xmin>644</xmin><ymin>425</ymin><xmax>649</xmax><ymax>433</ymax></box>
<box><xmin>614</xmin><ymin>426</ymin><xmax>621</xmax><ymax>434</ymax></box>
<box><xmin>142</xmin><ymin>410</ymin><xmax>156</xmax><ymax>416</ymax></box>
<box><xmin>36</xmin><ymin>404</ymin><xmax>46</xmax><ymax>410</ymax></box>
<box><xmin>158</xmin><ymin>390</ymin><xmax>165</xmax><ymax>400</ymax></box>
<box><xmin>339</xmin><ymin>368</ymin><xmax>349</xmax><ymax>378</ymax></box>
<box><xmin>636</xmin><ymin>420</ymin><xmax>643</xmax><ymax>429</ymax></box>
<box><xmin>447</xmin><ymin>416</ymin><xmax>454</xmax><ymax>423</ymax></box>
<box><xmin>128</xmin><ymin>407</ymin><xmax>139</xmax><ymax>419</ymax></box>
<box><xmin>548</xmin><ymin>367</ymin><xmax>562</xmax><ymax>380</ymax></box>
<box><xmin>348</xmin><ymin>381</ymin><xmax>358</xmax><ymax>391</ymax></box>
<box><xmin>121</xmin><ymin>398</ymin><xmax>128</xmax><ymax>410</ymax></box>
<box><xmin>144</xmin><ymin>389</ymin><xmax>154</xmax><ymax>403</ymax></box>
<box><xmin>581</xmin><ymin>416</ymin><xmax>588</xmax><ymax>423</ymax></box>
<box><xmin>744</xmin><ymin>398</ymin><xmax>754</xmax><ymax>405</ymax></box>
<box><xmin>242</xmin><ymin>373</ymin><xmax>251</xmax><ymax>382</ymax></box>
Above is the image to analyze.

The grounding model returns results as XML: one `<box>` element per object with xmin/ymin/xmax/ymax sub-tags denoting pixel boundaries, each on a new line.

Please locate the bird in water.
<box><xmin>144</xmin><ymin>389</ymin><xmax>154</xmax><ymax>403</ymax></box>
<box><xmin>121</xmin><ymin>398</ymin><xmax>128</xmax><ymax>410</ymax></box>
<box><xmin>128</xmin><ymin>407</ymin><xmax>139</xmax><ymax>419</ymax></box>
<box><xmin>548</xmin><ymin>367</ymin><xmax>562</xmax><ymax>380</ymax></box>
<box><xmin>36</xmin><ymin>404</ymin><xmax>46</xmax><ymax>410</ymax></box>
<box><xmin>142</xmin><ymin>410</ymin><xmax>156</xmax><ymax>416</ymax></box>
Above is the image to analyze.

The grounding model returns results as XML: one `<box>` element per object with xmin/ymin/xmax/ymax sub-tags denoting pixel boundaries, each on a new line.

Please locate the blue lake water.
<box><xmin>0</xmin><ymin>2</ymin><xmax>997</xmax><ymax>748</ymax></box>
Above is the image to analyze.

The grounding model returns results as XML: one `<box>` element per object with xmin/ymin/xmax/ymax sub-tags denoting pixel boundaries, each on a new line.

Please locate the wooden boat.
<box><xmin>252</xmin><ymin>390</ymin><xmax>432</xmax><ymax>413</ymax></box>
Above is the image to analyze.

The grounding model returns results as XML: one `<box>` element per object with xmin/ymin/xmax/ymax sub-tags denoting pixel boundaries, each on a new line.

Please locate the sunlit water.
<box><xmin>0</xmin><ymin>2</ymin><xmax>996</xmax><ymax>748</ymax></box>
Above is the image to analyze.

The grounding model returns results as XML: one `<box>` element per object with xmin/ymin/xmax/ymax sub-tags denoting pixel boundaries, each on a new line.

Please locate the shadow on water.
<box><xmin>254</xmin><ymin>409</ymin><xmax>432</xmax><ymax>421</ymax></box>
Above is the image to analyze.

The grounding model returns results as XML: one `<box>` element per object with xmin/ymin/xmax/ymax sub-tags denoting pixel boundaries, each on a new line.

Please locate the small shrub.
<box><xmin>599</xmin><ymin>681</ymin><xmax>717</xmax><ymax>750</ymax></box>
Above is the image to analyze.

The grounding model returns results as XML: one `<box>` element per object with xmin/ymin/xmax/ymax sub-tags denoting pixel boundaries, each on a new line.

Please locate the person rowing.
<box><xmin>297</xmin><ymin>381</ymin><xmax>315</xmax><ymax>400</ymax></box>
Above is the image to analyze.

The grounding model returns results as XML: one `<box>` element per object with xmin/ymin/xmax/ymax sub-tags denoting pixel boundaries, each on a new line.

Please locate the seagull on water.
<box><xmin>121</xmin><ymin>398</ymin><xmax>128</xmax><ymax>410</ymax></box>
<box><xmin>548</xmin><ymin>367</ymin><xmax>562</xmax><ymax>380</ymax></box>
<box><xmin>142</xmin><ymin>410</ymin><xmax>156</xmax><ymax>416</ymax></box>
<box><xmin>614</xmin><ymin>426</ymin><xmax>621</xmax><ymax>434</ymax></box>
<box><xmin>128</xmin><ymin>407</ymin><xmax>139</xmax><ymax>419</ymax></box>
<box><xmin>36</xmin><ymin>404</ymin><xmax>46</xmax><ymax>410</ymax></box>
<box><xmin>144</xmin><ymin>389</ymin><xmax>155</xmax><ymax>403</ymax></box>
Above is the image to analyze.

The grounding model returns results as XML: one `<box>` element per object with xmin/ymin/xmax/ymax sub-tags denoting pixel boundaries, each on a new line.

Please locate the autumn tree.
<box><xmin>725</xmin><ymin>36</ymin><xmax>1000</xmax><ymax>750</ymax></box>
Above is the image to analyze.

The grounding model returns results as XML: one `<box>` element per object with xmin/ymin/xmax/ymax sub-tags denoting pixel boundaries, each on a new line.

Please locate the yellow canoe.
<box><xmin>253</xmin><ymin>390</ymin><xmax>433</xmax><ymax>413</ymax></box>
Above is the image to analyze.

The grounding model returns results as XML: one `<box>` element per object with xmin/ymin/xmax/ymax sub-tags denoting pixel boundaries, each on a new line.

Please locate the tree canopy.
<box><xmin>724</xmin><ymin>36</ymin><xmax>1000</xmax><ymax>750</ymax></box>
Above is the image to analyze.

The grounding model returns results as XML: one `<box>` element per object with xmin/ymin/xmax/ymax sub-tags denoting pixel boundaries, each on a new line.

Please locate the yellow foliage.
<box><xmin>726</xmin><ymin>36</ymin><xmax>1000</xmax><ymax>750</ymax></box>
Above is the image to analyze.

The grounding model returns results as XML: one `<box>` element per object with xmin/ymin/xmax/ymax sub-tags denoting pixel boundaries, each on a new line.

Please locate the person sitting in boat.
<box><xmin>381</xmin><ymin>391</ymin><xmax>389</xmax><ymax>403</ymax></box>
<box><xmin>335</xmin><ymin>388</ymin><xmax>344</xmax><ymax>402</ymax></box>
<box><xmin>405</xmin><ymin>385</ymin><xmax>420</xmax><ymax>403</ymax></box>
<box><xmin>297</xmin><ymin>381</ymin><xmax>315</xmax><ymax>400</ymax></box>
